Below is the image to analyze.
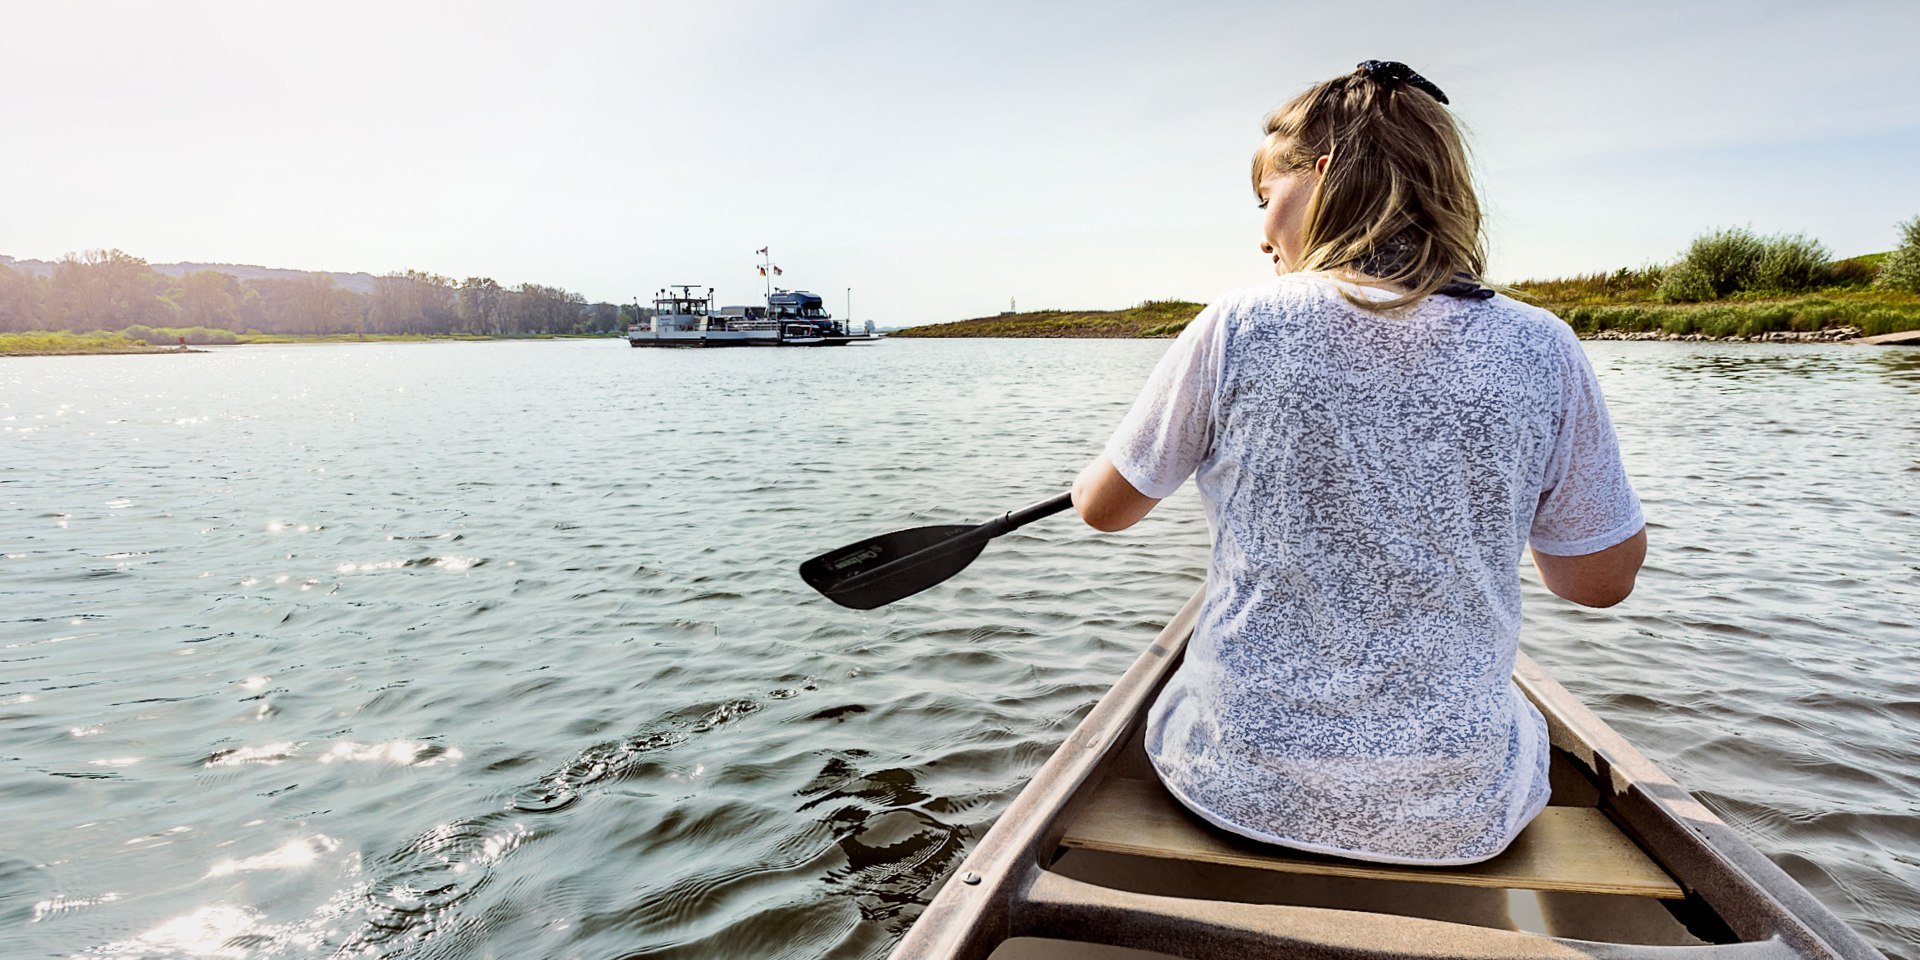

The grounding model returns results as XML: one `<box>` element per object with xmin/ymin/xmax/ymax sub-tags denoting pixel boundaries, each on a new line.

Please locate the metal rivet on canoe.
<box><xmin>961</xmin><ymin>871</ymin><xmax>981</xmax><ymax>885</ymax></box>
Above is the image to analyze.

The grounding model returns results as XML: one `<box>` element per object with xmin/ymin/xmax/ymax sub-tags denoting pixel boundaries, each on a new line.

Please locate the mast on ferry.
<box><xmin>756</xmin><ymin>247</ymin><xmax>779</xmax><ymax>311</ymax></box>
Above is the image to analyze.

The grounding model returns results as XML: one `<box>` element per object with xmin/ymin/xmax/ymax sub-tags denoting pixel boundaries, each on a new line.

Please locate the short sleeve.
<box><xmin>1530</xmin><ymin>335</ymin><xmax>1644</xmax><ymax>556</ymax></box>
<box><xmin>1102</xmin><ymin>303</ymin><xmax>1226</xmax><ymax>499</ymax></box>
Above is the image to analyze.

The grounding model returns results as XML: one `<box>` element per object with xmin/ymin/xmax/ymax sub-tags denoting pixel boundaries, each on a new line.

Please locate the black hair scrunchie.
<box><xmin>1356</xmin><ymin>60</ymin><xmax>1450</xmax><ymax>105</ymax></box>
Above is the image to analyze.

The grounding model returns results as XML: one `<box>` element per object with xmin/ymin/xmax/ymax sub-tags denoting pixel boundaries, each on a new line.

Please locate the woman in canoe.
<box><xmin>1072</xmin><ymin>60</ymin><xmax>1648</xmax><ymax>866</ymax></box>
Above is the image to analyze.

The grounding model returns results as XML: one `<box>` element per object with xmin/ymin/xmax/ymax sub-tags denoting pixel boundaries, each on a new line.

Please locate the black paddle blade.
<box><xmin>800</xmin><ymin>523</ymin><xmax>982</xmax><ymax>610</ymax></box>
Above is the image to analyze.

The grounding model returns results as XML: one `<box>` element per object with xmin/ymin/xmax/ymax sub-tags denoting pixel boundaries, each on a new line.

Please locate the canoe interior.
<box><xmin>991</xmin><ymin>725</ymin><xmax>1710</xmax><ymax>957</ymax></box>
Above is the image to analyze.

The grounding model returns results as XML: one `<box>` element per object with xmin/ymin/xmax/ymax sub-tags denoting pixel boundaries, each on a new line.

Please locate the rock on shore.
<box><xmin>1586</xmin><ymin>326</ymin><xmax>1863</xmax><ymax>343</ymax></box>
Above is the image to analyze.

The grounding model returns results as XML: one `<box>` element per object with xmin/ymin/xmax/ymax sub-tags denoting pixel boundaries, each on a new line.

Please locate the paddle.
<box><xmin>800</xmin><ymin>492</ymin><xmax>1075</xmax><ymax>609</ymax></box>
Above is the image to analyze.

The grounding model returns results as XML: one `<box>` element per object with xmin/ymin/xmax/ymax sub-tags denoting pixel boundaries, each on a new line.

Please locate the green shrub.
<box><xmin>1755</xmin><ymin>233</ymin><xmax>1831</xmax><ymax>292</ymax></box>
<box><xmin>1658</xmin><ymin>227</ymin><xmax>1839</xmax><ymax>300</ymax></box>
<box><xmin>1656</xmin><ymin>261</ymin><xmax>1716</xmax><ymax>303</ymax></box>
<box><xmin>1828</xmin><ymin>254</ymin><xmax>1883</xmax><ymax>287</ymax></box>
<box><xmin>1678</xmin><ymin>227</ymin><xmax>1766</xmax><ymax>297</ymax></box>
<box><xmin>1874</xmin><ymin>215</ymin><xmax>1920</xmax><ymax>293</ymax></box>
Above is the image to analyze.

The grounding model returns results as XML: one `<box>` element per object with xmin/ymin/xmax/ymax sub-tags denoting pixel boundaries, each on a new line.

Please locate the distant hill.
<box><xmin>894</xmin><ymin>300</ymin><xmax>1205</xmax><ymax>339</ymax></box>
<box><xmin>0</xmin><ymin>254</ymin><xmax>380</xmax><ymax>294</ymax></box>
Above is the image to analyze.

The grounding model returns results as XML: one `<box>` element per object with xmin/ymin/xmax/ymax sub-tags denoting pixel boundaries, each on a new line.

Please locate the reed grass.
<box><xmin>1549</xmin><ymin>295</ymin><xmax>1920</xmax><ymax>338</ymax></box>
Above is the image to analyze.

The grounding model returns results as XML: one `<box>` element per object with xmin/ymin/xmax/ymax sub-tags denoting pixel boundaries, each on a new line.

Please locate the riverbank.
<box><xmin>896</xmin><ymin>288</ymin><xmax>1920</xmax><ymax>342</ymax></box>
<box><xmin>0</xmin><ymin>330</ymin><xmax>612</xmax><ymax>356</ymax></box>
<box><xmin>1572</xmin><ymin>303</ymin><xmax>1915</xmax><ymax>340</ymax></box>
<box><xmin>0</xmin><ymin>332</ymin><xmax>206</xmax><ymax>356</ymax></box>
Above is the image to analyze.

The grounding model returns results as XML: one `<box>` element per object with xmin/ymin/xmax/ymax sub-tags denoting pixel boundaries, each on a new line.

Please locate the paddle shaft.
<box><xmin>989</xmin><ymin>491</ymin><xmax>1076</xmax><ymax>536</ymax></box>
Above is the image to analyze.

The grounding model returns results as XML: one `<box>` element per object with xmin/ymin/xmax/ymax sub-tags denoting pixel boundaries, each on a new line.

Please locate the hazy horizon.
<box><xmin>5</xmin><ymin>1</ymin><xmax>1918</xmax><ymax>325</ymax></box>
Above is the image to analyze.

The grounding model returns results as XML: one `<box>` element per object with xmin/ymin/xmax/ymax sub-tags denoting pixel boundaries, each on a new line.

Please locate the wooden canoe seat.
<box><xmin>1058</xmin><ymin>776</ymin><xmax>1684</xmax><ymax>900</ymax></box>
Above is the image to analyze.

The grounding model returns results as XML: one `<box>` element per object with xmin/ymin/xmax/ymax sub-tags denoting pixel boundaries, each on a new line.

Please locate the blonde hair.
<box><xmin>1252</xmin><ymin>66</ymin><xmax>1485</xmax><ymax>312</ymax></box>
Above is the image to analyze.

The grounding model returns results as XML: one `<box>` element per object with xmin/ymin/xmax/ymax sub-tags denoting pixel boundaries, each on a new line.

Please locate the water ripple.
<box><xmin>0</xmin><ymin>340</ymin><xmax>1914</xmax><ymax>959</ymax></box>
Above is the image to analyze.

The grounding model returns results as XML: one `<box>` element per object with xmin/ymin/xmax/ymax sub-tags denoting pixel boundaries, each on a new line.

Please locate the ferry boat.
<box><xmin>628</xmin><ymin>252</ymin><xmax>882</xmax><ymax>348</ymax></box>
<box><xmin>628</xmin><ymin>286</ymin><xmax>880</xmax><ymax>348</ymax></box>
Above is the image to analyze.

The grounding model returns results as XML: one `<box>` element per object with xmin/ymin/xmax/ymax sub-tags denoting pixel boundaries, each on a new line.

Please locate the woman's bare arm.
<box><xmin>1531</xmin><ymin>527</ymin><xmax>1648</xmax><ymax>608</ymax></box>
<box><xmin>1071</xmin><ymin>454</ymin><xmax>1160</xmax><ymax>532</ymax></box>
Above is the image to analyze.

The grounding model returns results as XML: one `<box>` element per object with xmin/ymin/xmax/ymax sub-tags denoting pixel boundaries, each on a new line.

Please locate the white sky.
<box><xmin>4</xmin><ymin>0</ymin><xmax>1917</xmax><ymax>325</ymax></box>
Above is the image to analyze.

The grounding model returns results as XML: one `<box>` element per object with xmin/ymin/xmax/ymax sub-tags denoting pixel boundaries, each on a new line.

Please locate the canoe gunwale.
<box><xmin>886</xmin><ymin>586</ymin><xmax>1886</xmax><ymax>960</ymax></box>
<box><xmin>1513</xmin><ymin>656</ymin><xmax>1885</xmax><ymax>959</ymax></box>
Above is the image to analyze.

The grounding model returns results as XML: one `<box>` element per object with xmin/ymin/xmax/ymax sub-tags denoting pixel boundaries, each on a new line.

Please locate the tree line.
<box><xmin>0</xmin><ymin>249</ymin><xmax>629</xmax><ymax>336</ymax></box>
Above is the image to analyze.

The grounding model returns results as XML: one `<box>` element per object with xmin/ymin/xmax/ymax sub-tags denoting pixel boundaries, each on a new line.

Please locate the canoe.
<box><xmin>888</xmin><ymin>587</ymin><xmax>1886</xmax><ymax>960</ymax></box>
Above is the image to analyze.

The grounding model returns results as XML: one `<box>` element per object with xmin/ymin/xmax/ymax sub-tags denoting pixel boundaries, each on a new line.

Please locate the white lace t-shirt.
<box><xmin>1106</xmin><ymin>272</ymin><xmax>1643</xmax><ymax>864</ymax></box>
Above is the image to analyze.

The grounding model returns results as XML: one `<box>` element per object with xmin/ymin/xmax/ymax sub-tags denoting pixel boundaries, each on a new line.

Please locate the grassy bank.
<box><xmin>0</xmin><ymin>331</ymin><xmax>192</xmax><ymax>356</ymax></box>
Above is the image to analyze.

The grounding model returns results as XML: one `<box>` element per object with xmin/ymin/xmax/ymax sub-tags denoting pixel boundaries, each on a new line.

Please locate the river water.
<box><xmin>1</xmin><ymin>338</ymin><xmax>1915</xmax><ymax>959</ymax></box>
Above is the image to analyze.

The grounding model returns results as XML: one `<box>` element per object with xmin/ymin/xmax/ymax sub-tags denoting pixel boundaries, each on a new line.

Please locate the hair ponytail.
<box><xmin>1252</xmin><ymin>63</ymin><xmax>1487</xmax><ymax>312</ymax></box>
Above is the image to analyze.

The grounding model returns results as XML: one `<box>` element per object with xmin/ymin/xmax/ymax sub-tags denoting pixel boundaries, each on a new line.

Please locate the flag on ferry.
<box><xmin>756</xmin><ymin>247</ymin><xmax>768</xmax><ymax>255</ymax></box>
<box><xmin>758</xmin><ymin>267</ymin><xmax>766</xmax><ymax>276</ymax></box>
<box><xmin>773</xmin><ymin>266</ymin><xmax>783</xmax><ymax>276</ymax></box>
